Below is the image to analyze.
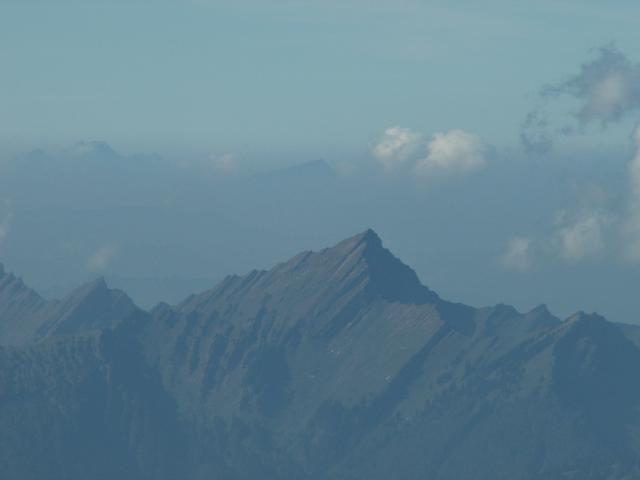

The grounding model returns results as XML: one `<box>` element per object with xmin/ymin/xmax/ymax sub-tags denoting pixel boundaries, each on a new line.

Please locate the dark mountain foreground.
<box><xmin>1</xmin><ymin>230</ymin><xmax>639</xmax><ymax>479</ymax></box>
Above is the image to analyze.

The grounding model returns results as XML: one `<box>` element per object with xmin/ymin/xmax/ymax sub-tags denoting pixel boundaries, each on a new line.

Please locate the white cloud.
<box><xmin>415</xmin><ymin>130</ymin><xmax>487</xmax><ymax>177</ymax></box>
<box><xmin>87</xmin><ymin>244</ymin><xmax>117</xmax><ymax>272</ymax></box>
<box><xmin>500</xmin><ymin>237</ymin><xmax>533</xmax><ymax>272</ymax></box>
<box><xmin>372</xmin><ymin>126</ymin><xmax>422</xmax><ymax>171</ymax></box>
<box><xmin>210</xmin><ymin>153</ymin><xmax>238</xmax><ymax>174</ymax></box>
<box><xmin>554</xmin><ymin>210</ymin><xmax>611</xmax><ymax>260</ymax></box>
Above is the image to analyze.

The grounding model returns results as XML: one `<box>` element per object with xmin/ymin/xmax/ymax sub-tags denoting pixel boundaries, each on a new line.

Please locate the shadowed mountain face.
<box><xmin>1</xmin><ymin>231</ymin><xmax>640</xmax><ymax>479</ymax></box>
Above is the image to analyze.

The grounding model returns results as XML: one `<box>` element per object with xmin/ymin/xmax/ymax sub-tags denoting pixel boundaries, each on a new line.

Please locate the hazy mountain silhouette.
<box><xmin>1</xmin><ymin>231</ymin><xmax>640</xmax><ymax>479</ymax></box>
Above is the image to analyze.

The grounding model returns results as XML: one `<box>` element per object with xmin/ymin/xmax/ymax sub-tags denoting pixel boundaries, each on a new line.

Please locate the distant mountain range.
<box><xmin>1</xmin><ymin>231</ymin><xmax>639</xmax><ymax>479</ymax></box>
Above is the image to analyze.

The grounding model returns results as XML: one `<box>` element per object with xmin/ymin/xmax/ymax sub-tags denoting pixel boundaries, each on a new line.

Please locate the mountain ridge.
<box><xmin>0</xmin><ymin>268</ymin><xmax>138</xmax><ymax>344</ymax></box>
<box><xmin>1</xmin><ymin>231</ymin><xmax>640</xmax><ymax>479</ymax></box>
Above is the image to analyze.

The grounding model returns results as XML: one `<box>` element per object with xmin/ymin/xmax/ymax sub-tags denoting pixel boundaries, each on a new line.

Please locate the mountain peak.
<box><xmin>324</xmin><ymin>230</ymin><xmax>437</xmax><ymax>304</ymax></box>
<box><xmin>41</xmin><ymin>276</ymin><xmax>138</xmax><ymax>337</ymax></box>
<box><xmin>330</xmin><ymin>229</ymin><xmax>383</xmax><ymax>256</ymax></box>
<box><xmin>0</xmin><ymin>266</ymin><xmax>41</xmax><ymax>301</ymax></box>
<box><xmin>87</xmin><ymin>276</ymin><xmax>108</xmax><ymax>291</ymax></box>
<box><xmin>565</xmin><ymin>310</ymin><xmax>605</xmax><ymax>324</ymax></box>
<box><xmin>62</xmin><ymin>276</ymin><xmax>118</xmax><ymax>306</ymax></box>
<box><xmin>528</xmin><ymin>303</ymin><xmax>554</xmax><ymax>318</ymax></box>
<box><xmin>354</xmin><ymin>228</ymin><xmax>382</xmax><ymax>248</ymax></box>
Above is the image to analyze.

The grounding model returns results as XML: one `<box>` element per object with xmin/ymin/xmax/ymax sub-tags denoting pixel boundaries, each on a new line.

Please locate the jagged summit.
<box><xmin>322</xmin><ymin>229</ymin><xmax>437</xmax><ymax>304</ymax></box>
<box><xmin>529</xmin><ymin>303</ymin><xmax>550</xmax><ymax>316</ymax></box>
<box><xmin>0</xmin><ymin>266</ymin><xmax>43</xmax><ymax>304</ymax></box>
<box><xmin>44</xmin><ymin>277</ymin><xmax>138</xmax><ymax>336</ymax></box>
<box><xmin>0</xmin><ymin>272</ymin><xmax>138</xmax><ymax>344</ymax></box>
<box><xmin>331</xmin><ymin>228</ymin><xmax>382</xmax><ymax>251</ymax></box>
<box><xmin>565</xmin><ymin>310</ymin><xmax>606</xmax><ymax>325</ymax></box>
<box><xmin>67</xmin><ymin>276</ymin><xmax>109</xmax><ymax>297</ymax></box>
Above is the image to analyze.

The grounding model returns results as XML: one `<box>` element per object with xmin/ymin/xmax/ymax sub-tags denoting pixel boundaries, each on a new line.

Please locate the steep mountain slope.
<box><xmin>38</xmin><ymin>277</ymin><xmax>138</xmax><ymax>337</ymax></box>
<box><xmin>0</xmin><ymin>325</ymin><xmax>184</xmax><ymax>480</ymax></box>
<box><xmin>0</xmin><ymin>266</ymin><xmax>138</xmax><ymax>344</ymax></box>
<box><xmin>0</xmin><ymin>264</ymin><xmax>48</xmax><ymax>344</ymax></box>
<box><xmin>1</xmin><ymin>231</ymin><xmax>640</xmax><ymax>479</ymax></box>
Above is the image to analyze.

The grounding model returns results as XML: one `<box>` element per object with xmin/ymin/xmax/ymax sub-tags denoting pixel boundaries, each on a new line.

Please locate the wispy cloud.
<box><xmin>514</xmin><ymin>45</ymin><xmax>640</xmax><ymax>266</ymax></box>
<box><xmin>501</xmin><ymin>206</ymin><xmax>614</xmax><ymax>270</ymax></box>
<box><xmin>522</xmin><ymin>44</ymin><xmax>640</xmax><ymax>153</ymax></box>
<box><xmin>543</xmin><ymin>44</ymin><xmax>640</xmax><ymax>127</ymax></box>
<box><xmin>553</xmin><ymin>210</ymin><xmax>612</xmax><ymax>261</ymax></box>
<box><xmin>500</xmin><ymin>236</ymin><xmax>533</xmax><ymax>272</ymax></box>
<box><xmin>87</xmin><ymin>244</ymin><xmax>117</xmax><ymax>272</ymax></box>
<box><xmin>520</xmin><ymin>109</ymin><xmax>553</xmax><ymax>155</ymax></box>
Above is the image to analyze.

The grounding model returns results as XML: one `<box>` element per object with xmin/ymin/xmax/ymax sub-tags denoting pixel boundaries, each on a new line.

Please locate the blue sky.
<box><xmin>2</xmin><ymin>0</ymin><xmax>639</xmax><ymax>157</ymax></box>
<box><xmin>3</xmin><ymin>1</ymin><xmax>640</xmax><ymax>322</ymax></box>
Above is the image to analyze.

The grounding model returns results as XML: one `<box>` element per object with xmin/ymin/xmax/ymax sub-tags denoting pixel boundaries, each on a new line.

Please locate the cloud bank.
<box><xmin>372</xmin><ymin>127</ymin><xmax>487</xmax><ymax>178</ymax></box>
